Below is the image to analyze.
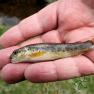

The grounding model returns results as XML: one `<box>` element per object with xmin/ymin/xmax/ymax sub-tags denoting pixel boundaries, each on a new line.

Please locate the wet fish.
<box><xmin>10</xmin><ymin>41</ymin><xmax>94</xmax><ymax>63</ymax></box>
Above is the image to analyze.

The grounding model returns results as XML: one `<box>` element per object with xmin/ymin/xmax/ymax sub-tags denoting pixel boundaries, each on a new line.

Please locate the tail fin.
<box><xmin>90</xmin><ymin>45</ymin><xmax>94</xmax><ymax>49</ymax></box>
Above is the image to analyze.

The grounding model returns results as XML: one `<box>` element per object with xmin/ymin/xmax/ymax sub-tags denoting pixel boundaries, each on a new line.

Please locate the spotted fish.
<box><xmin>10</xmin><ymin>41</ymin><xmax>94</xmax><ymax>63</ymax></box>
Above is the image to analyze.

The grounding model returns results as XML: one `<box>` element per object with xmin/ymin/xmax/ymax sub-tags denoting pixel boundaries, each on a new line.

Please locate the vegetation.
<box><xmin>0</xmin><ymin>25</ymin><xmax>8</xmax><ymax>35</ymax></box>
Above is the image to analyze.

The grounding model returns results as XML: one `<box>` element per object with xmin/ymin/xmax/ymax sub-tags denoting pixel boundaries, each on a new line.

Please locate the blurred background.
<box><xmin>0</xmin><ymin>0</ymin><xmax>94</xmax><ymax>94</ymax></box>
<box><xmin>0</xmin><ymin>0</ymin><xmax>56</xmax><ymax>26</ymax></box>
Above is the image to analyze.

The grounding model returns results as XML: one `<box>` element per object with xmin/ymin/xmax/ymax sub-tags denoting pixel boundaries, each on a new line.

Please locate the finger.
<box><xmin>0</xmin><ymin>63</ymin><xmax>29</xmax><ymax>84</ymax></box>
<box><xmin>20</xmin><ymin>30</ymin><xmax>61</xmax><ymax>47</ymax></box>
<box><xmin>0</xmin><ymin>2</ymin><xmax>58</xmax><ymax>48</ymax></box>
<box><xmin>64</xmin><ymin>27</ymin><xmax>94</xmax><ymax>43</ymax></box>
<box><xmin>0</xmin><ymin>46</ymin><xmax>18</xmax><ymax>69</ymax></box>
<box><xmin>24</xmin><ymin>55</ymin><xmax>94</xmax><ymax>83</ymax></box>
<box><xmin>19</xmin><ymin>36</ymin><xmax>43</xmax><ymax>47</ymax></box>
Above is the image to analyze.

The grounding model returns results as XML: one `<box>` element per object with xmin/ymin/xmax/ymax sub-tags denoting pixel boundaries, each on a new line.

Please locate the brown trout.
<box><xmin>10</xmin><ymin>41</ymin><xmax>94</xmax><ymax>63</ymax></box>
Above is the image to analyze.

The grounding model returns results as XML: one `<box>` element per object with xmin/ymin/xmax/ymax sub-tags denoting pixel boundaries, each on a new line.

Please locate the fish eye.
<box><xmin>13</xmin><ymin>50</ymin><xmax>18</xmax><ymax>55</ymax></box>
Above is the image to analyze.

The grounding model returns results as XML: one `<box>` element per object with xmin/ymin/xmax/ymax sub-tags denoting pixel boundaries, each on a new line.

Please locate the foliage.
<box><xmin>0</xmin><ymin>25</ymin><xmax>9</xmax><ymax>35</ymax></box>
<box><xmin>0</xmin><ymin>76</ymin><xmax>94</xmax><ymax>94</ymax></box>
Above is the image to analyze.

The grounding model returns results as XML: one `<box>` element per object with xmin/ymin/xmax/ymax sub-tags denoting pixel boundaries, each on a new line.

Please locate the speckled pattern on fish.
<box><xmin>10</xmin><ymin>41</ymin><xmax>94</xmax><ymax>63</ymax></box>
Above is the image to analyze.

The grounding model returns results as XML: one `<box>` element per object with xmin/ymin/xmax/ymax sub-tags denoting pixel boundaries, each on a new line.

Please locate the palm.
<box><xmin>0</xmin><ymin>0</ymin><xmax>94</xmax><ymax>84</ymax></box>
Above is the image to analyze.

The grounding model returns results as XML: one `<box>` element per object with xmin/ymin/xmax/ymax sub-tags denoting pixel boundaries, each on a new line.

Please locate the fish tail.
<box><xmin>90</xmin><ymin>44</ymin><xmax>94</xmax><ymax>50</ymax></box>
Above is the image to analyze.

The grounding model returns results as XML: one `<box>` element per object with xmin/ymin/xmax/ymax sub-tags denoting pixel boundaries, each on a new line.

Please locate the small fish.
<box><xmin>10</xmin><ymin>41</ymin><xmax>94</xmax><ymax>63</ymax></box>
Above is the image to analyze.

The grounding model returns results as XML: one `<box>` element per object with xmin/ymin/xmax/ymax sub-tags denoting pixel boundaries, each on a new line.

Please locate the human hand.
<box><xmin>0</xmin><ymin>0</ymin><xmax>94</xmax><ymax>84</ymax></box>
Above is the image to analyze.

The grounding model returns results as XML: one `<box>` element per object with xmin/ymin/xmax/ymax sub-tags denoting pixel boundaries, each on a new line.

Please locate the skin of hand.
<box><xmin>0</xmin><ymin>0</ymin><xmax>94</xmax><ymax>84</ymax></box>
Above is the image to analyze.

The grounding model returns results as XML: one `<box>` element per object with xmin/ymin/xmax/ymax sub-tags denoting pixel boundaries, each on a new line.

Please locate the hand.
<box><xmin>0</xmin><ymin>0</ymin><xmax>94</xmax><ymax>84</ymax></box>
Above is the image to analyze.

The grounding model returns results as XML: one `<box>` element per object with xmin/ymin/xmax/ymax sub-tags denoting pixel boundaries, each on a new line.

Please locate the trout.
<box><xmin>10</xmin><ymin>41</ymin><xmax>94</xmax><ymax>63</ymax></box>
